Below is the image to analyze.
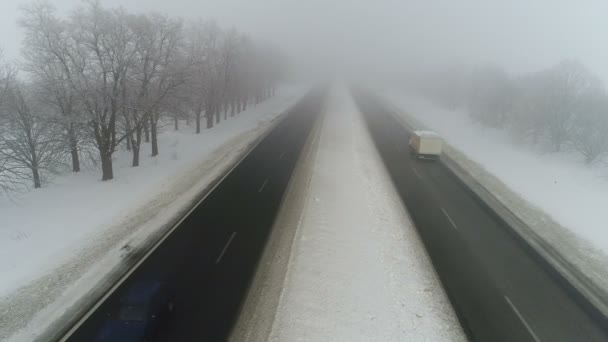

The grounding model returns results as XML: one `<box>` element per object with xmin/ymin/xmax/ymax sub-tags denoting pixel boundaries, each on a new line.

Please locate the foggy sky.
<box><xmin>2</xmin><ymin>0</ymin><xmax>608</xmax><ymax>82</ymax></box>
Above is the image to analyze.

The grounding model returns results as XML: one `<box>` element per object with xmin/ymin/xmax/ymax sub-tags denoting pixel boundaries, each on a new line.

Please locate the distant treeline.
<box><xmin>408</xmin><ymin>60</ymin><xmax>608</xmax><ymax>164</ymax></box>
<box><xmin>0</xmin><ymin>1</ymin><xmax>285</xmax><ymax>194</ymax></box>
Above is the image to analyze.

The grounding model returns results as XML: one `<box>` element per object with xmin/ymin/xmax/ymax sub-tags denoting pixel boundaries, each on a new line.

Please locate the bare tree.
<box><xmin>536</xmin><ymin>61</ymin><xmax>600</xmax><ymax>152</ymax></box>
<box><xmin>9</xmin><ymin>1</ymin><xmax>286</xmax><ymax>185</ymax></box>
<box><xmin>185</xmin><ymin>20</ymin><xmax>223</xmax><ymax>130</ymax></box>
<box><xmin>143</xmin><ymin>15</ymin><xmax>185</xmax><ymax>157</ymax></box>
<box><xmin>20</xmin><ymin>1</ymin><xmax>83</xmax><ymax>172</ymax></box>
<box><xmin>164</xmin><ymin>94</ymin><xmax>190</xmax><ymax>130</ymax></box>
<box><xmin>218</xmin><ymin>28</ymin><xmax>241</xmax><ymax>120</ymax></box>
<box><xmin>572</xmin><ymin>91</ymin><xmax>608</xmax><ymax>164</ymax></box>
<box><xmin>507</xmin><ymin>73</ymin><xmax>548</xmax><ymax>144</ymax></box>
<box><xmin>468</xmin><ymin>66</ymin><xmax>516</xmax><ymax>128</ymax></box>
<box><xmin>258</xmin><ymin>43</ymin><xmax>286</xmax><ymax>99</ymax></box>
<box><xmin>184</xmin><ymin>20</ymin><xmax>209</xmax><ymax>133</ymax></box>
<box><xmin>412</xmin><ymin>59</ymin><xmax>608</xmax><ymax>166</ymax></box>
<box><xmin>419</xmin><ymin>63</ymin><xmax>472</xmax><ymax>110</ymax></box>
<box><xmin>231</xmin><ymin>36</ymin><xmax>252</xmax><ymax>115</ymax></box>
<box><xmin>205</xmin><ymin>24</ymin><xmax>223</xmax><ymax>128</ymax></box>
<box><xmin>0</xmin><ymin>56</ymin><xmax>25</xmax><ymax>194</ymax></box>
<box><xmin>182</xmin><ymin>35</ymin><xmax>204</xmax><ymax>134</ymax></box>
<box><xmin>0</xmin><ymin>82</ymin><xmax>65</xmax><ymax>188</ymax></box>
<box><xmin>505</xmin><ymin>61</ymin><xmax>601</xmax><ymax>152</ymax></box>
<box><xmin>125</xmin><ymin>13</ymin><xmax>184</xmax><ymax>164</ymax></box>
<box><xmin>66</xmin><ymin>2</ymin><xmax>139</xmax><ymax>180</ymax></box>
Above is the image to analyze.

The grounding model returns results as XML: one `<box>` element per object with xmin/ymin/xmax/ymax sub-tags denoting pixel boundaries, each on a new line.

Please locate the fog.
<box><xmin>2</xmin><ymin>0</ymin><xmax>608</xmax><ymax>82</ymax></box>
<box><xmin>2</xmin><ymin>2</ymin><xmax>608</xmax><ymax>341</ymax></box>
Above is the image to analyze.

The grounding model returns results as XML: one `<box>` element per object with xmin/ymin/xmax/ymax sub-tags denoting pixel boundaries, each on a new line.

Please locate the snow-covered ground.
<box><xmin>0</xmin><ymin>85</ymin><xmax>308</xmax><ymax>341</ymax></box>
<box><xmin>382</xmin><ymin>90</ymin><xmax>608</xmax><ymax>296</ymax></box>
<box><xmin>265</xmin><ymin>86</ymin><xmax>465</xmax><ymax>341</ymax></box>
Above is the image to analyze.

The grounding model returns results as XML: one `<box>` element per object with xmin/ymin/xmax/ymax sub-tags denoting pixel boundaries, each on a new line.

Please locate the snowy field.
<box><xmin>0</xmin><ymin>85</ymin><xmax>308</xmax><ymax>341</ymax></box>
<box><xmin>382</xmin><ymin>90</ymin><xmax>608</xmax><ymax>293</ymax></box>
<box><xmin>267</xmin><ymin>86</ymin><xmax>464</xmax><ymax>341</ymax></box>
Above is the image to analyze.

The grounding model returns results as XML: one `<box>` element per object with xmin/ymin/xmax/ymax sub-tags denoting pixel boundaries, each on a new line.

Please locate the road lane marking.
<box><xmin>258</xmin><ymin>178</ymin><xmax>269</xmax><ymax>193</ymax></box>
<box><xmin>279</xmin><ymin>151</ymin><xmax>287</xmax><ymax>160</ymax></box>
<box><xmin>441</xmin><ymin>208</ymin><xmax>458</xmax><ymax>230</ymax></box>
<box><xmin>412</xmin><ymin>167</ymin><xmax>422</xmax><ymax>179</ymax></box>
<box><xmin>504</xmin><ymin>295</ymin><xmax>541</xmax><ymax>342</ymax></box>
<box><xmin>216</xmin><ymin>232</ymin><xmax>237</xmax><ymax>264</ymax></box>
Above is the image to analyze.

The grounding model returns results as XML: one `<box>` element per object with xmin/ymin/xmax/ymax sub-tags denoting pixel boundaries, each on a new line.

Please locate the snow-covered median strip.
<box><xmin>253</xmin><ymin>86</ymin><xmax>464</xmax><ymax>341</ymax></box>
<box><xmin>381</xmin><ymin>90</ymin><xmax>608</xmax><ymax>311</ymax></box>
<box><xmin>0</xmin><ymin>85</ymin><xmax>309</xmax><ymax>342</ymax></box>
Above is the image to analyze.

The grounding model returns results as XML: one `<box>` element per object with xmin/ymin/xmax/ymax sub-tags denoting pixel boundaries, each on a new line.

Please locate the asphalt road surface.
<box><xmin>353</xmin><ymin>89</ymin><xmax>608</xmax><ymax>342</ymax></box>
<box><xmin>63</xmin><ymin>88</ymin><xmax>325</xmax><ymax>342</ymax></box>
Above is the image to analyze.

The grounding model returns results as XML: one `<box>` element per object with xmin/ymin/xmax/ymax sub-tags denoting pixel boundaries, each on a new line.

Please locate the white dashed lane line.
<box><xmin>258</xmin><ymin>178</ymin><xmax>270</xmax><ymax>193</ymax></box>
<box><xmin>412</xmin><ymin>167</ymin><xmax>422</xmax><ymax>179</ymax></box>
<box><xmin>216</xmin><ymin>232</ymin><xmax>237</xmax><ymax>264</ymax></box>
<box><xmin>441</xmin><ymin>207</ymin><xmax>459</xmax><ymax>230</ymax></box>
<box><xmin>505</xmin><ymin>295</ymin><xmax>542</xmax><ymax>342</ymax></box>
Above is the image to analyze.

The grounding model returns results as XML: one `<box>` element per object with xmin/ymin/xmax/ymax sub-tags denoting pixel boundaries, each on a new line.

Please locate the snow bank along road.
<box><xmin>60</xmin><ymin>88</ymin><xmax>325</xmax><ymax>341</ymax></box>
<box><xmin>353</xmin><ymin>89</ymin><xmax>608</xmax><ymax>342</ymax></box>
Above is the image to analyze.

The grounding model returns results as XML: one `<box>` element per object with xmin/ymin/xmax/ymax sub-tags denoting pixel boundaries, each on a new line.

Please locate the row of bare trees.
<box><xmin>414</xmin><ymin>60</ymin><xmax>608</xmax><ymax>164</ymax></box>
<box><xmin>0</xmin><ymin>1</ymin><xmax>283</xmax><ymax>193</ymax></box>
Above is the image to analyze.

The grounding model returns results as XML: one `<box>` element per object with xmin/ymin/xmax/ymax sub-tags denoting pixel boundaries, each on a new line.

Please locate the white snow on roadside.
<box><xmin>269</xmin><ymin>86</ymin><xmax>465</xmax><ymax>341</ymax></box>
<box><xmin>383</xmin><ymin>91</ymin><xmax>608</xmax><ymax>257</ymax></box>
<box><xmin>0</xmin><ymin>85</ymin><xmax>308</xmax><ymax>341</ymax></box>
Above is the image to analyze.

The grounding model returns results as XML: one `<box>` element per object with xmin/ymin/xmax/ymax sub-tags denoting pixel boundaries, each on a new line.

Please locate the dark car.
<box><xmin>94</xmin><ymin>281</ymin><xmax>175</xmax><ymax>342</ymax></box>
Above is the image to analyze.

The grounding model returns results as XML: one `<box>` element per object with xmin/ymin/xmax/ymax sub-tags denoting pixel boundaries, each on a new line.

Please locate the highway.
<box><xmin>354</xmin><ymin>89</ymin><xmax>608</xmax><ymax>342</ymax></box>
<box><xmin>63</xmin><ymin>88</ymin><xmax>325</xmax><ymax>342</ymax></box>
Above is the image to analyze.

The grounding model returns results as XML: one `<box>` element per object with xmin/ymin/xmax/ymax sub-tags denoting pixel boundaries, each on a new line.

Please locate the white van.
<box><xmin>409</xmin><ymin>131</ymin><xmax>443</xmax><ymax>160</ymax></box>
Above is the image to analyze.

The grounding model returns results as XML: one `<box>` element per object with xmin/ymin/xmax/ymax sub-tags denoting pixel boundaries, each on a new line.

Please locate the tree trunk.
<box><xmin>242</xmin><ymin>98</ymin><xmax>247</xmax><ymax>111</ymax></box>
<box><xmin>68</xmin><ymin>125</ymin><xmax>80</xmax><ymax>172</ymax></box>
<box><xmin>32</xmin><ymin>167</ymin><xmax>41</xmax><ymax>188</ymax></box>
<box><xmin>125</xmin><ymin>128</ymin><xmax>131</xmax><ymax>151</ymax></box>
<box><xmin>224</xmin><ymin>104</ymin><xmax>228</xmax><ymax>120</ymax></box>
<box><xmin>100</xmin><ymin>151</ymin><xmax>113</xmax><ymax>181</ymax></box>
<box><xmin>132</xmin><ymin>142</ymin><xmax>140</xmax><ymax>167</ymax></box>
<box><xmin>122</xmin><ymin>84</ymin><xmax>130</xmax><ymax>152</ymax></box>
<box><xmin>231</xmin><ymin>101</ymin><xmax>236</xmax><ymax>116</ymax></box>
<box><xmin>132</xmin><ymin>128</ymin><xmax>141</xmax><ymax>167</ymax></box>
<box><xmin>196</xmin><ymin>110</ymin><xmax>202</xmax><ymax>133</ymax></box>
<box><xmin>144</xmin><ymin>118</ymin><xmax>150</xmax><ymax>143</ymax></box>
<box><xmin>29</xmin><ymin>144</ymin><xmax>42</xmax><ymax>188</ymax></box>
<box><xmin>215</xmin><ymin>106</ymin><xmax>220</xmax><ymax>124</ymax></box>
<box><xmin>70</xmin><ymin>146</ymin><xmax>80</xmax><ymax>173</ymax></box>
<box><xmin>551</xmin><ymin>137</ymin><xmax>562</xmax><ymax>152</ymax></box>
<box><xmin>206</xmin><ymin>110</ymin><xmax>214</xmax><ymax>129</ymax></box>
<box><xmin>174</xmin><ymin>117</ymin><xmax>179</xmax><ymax>130</ymax></box>
<box><xmin>151</xmin><ymin>117</ymin><xmax>159</xmax><ymax>157</ymax></box>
